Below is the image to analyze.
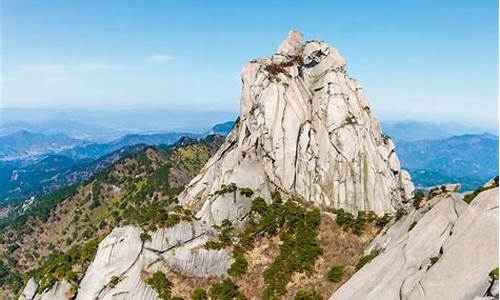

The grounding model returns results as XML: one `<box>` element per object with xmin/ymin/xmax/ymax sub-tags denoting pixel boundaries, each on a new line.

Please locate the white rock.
<box><xmin>74</xmin><ymin>222</ymin><xmax>230</xmax><ymax>300</ymax></box>
<box><xmin>33</xmin><ymin>281</ymin><xmax>72</xmax><ymax>300</ymax></box>
<box><xmin>179</xmin><ymin>31</ymin><xmax>413</xmax><ymax>224</ymax></box>
<box><xmin>18</xmin><ymin>278</ymin><xmax>38</xmax><ymax>300</ymax></box>
<box><xmin>330</xmin><ymin>187</ymin><xmax>499</xmax><ymax>300</ymax></box>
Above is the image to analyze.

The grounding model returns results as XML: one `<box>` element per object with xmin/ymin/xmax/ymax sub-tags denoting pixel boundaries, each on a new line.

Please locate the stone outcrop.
<box><xmin>179</xmin><ymin>30</ymin><xmax>413</xmax><ymax>225</ymax></box>
<box><xmin>330</xmin><ymin>185</ymin><xmax>499</xmax><ymax>300</ymax></box>
<box><xmin>74</xmin><ymin>223</ymin><xmax>230</xmax><ymax>300</ymax></box>
<box><xmin>18</xmin><ymin>280</ymin><xmax>72</xmax><ymax>300</ymax></box>
<box><xmin>23</xmin><ymin>221</ymin><xmax>230</xmax><ymax>300</ymax></box>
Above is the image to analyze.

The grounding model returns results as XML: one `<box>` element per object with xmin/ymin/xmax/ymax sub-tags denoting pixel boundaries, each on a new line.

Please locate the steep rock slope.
<box><xmin>180</xmin><ymin>31</ymin><xmax>413</xmax><ymax>225</ymax></box>
<box><xmin>330</xmin><ymin>180</ymin><xmax>499</xmax><ymax>300</ymax></box>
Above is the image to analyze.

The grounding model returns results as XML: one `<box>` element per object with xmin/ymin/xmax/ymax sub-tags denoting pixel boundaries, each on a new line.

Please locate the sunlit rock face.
<box><xmin>330</xmin><ymin>184</ymin><xmax>499</xmax><ymax>300</ymax></box>
<box><xmin>73</xmin><ymin>223</ymin><xmax>230</xmax><ymax>300</ymax></box>
<box><xmin>179</xmin><ymin>30</ymin><xmax>413</xmax><ymax>225</ymax></box>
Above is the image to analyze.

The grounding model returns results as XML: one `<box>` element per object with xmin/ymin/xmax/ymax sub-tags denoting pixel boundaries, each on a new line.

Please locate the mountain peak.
<box><xmin>180</xmin><ymin>32</ymin><xmax>414</xmax><ymax>225</ymax></box>
<box><xmin>277</xmin><ymin>30</ymin><xmax>305</xmax><ymax>56</ymax></box>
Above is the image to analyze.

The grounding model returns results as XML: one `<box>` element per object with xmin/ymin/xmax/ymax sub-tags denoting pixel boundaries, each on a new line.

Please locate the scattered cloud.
<box><xmin>150</xmin><ymin>54</ymin><xmax>175</xmax><ymax>63</ymax></box>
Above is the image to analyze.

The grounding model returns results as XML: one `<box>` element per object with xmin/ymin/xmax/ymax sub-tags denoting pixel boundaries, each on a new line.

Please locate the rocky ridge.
<box><xmin>330</xmin><ymin>180</ymin><xmax>499</xmax><ymax>300</ymax></box>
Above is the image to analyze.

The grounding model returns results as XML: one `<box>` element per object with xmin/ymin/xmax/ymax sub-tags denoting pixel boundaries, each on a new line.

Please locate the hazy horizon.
<box><xmin>1</xmin><ymin>1</ymin><xmax>498</xmax><ymax>129</ymax></box>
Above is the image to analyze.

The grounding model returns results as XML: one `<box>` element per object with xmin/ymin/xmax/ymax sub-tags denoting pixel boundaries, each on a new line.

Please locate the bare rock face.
<box><xmin>17</xmin><ymin>278</ymin><xmax>38</xmax><ymax>300</ymax></box>
<box><xmin>74</xmin><ymin>223</ymin><xmax>229</xmax><ymax>300</ymax></box>
<box><xmin>330</xmin><ymin>186</ymin><xmax>499</xmax><ymax>300</ymax></box>
<box><xmin>180</xmin><ymin>30</ymin><xmax>413</xmax><ymax>224</ymax></box>
<box><xmin>21</xmin><ymin>280</ymin><xmax>73</xmax><ymax>300</ymax></box>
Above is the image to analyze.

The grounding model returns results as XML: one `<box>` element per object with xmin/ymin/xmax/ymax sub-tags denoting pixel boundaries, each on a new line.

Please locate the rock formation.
<box><xmin>330</xmin><ymin>181</ymin><xmax>499</xmax><ymax>300</ymax></box>
<box><xmin>179</xmin><ymin>30</ymin><xmax>413</xmax><ymax>225</ymax></box>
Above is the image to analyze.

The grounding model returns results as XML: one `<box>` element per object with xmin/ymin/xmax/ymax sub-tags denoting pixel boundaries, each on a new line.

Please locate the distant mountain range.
<box><xmin>380</xmin><ymin>120</ymin><xmax>495</xmax><ymax>141</ymax></box>
<box><xmin>0</xmin><ymin>144</ymin><xmax>148</xmax><ymax>203</ymax></box>
<box><xmin>0</xmin><ymin>130</ymin><xmax>85</xmax><ymax>161</ymax></box>
<box><xmin>58</xmin><ymin>132</ymin><xmax>200</xmax><ymax>160</ymax></box>
<box><xmin>0</xmin><ymin>108</ymin><xmax>238</xmax><ymax>141</ymax></box>
<box><xmin>0</xmin><ymin>122</ymin><xmax>224</xmax><ymax>203</ymax></box>
<box><xmin>395</xmin><ymin>133</ymin><xmax>498</xmax><ymax>191</ymax></box>
<box><xmin>0</xmin><ymin>120</ymin><xmax>497</xmax><ymax>204</ymax></box>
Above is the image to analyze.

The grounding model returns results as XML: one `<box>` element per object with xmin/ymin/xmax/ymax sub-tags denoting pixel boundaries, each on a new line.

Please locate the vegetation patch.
<box><xmin>191</xmin><ymin>288</ymin><xmax>207</xmax><ymax>300</ymax></box>
<box><xmin>107</xmin><ymin>275</ymin><xmax>121</xmax><ymax>288</ymax></box>
<box><xmin>293</xmin><ymin>290</ymin><xmax>322</xmax><ymax>300</ymax></box>
<box><xmin>331</xmin><ymin>209</ymin><xmax>377</xmax><ymax>235</ymax></box>
<box><xmin>395</xmin><ymin>208</ymin><xmax>407</xmax><ymax>221</ymax></box>
<box><xmin>489</xmin><ymin>267</ymin><xmax>499</xmax><ymax>281</ymax></box>
<box><xmin>28</xmin><ymin>238</ymin><xmax>101</xmax><ymax>293</ymax></box>
<box><xmin>327</xmin><ymin>265</ymin><xmax>344</xmax><ymax>283</ymax></box>
<box><xmin>239</xmin><ymin>187</ymin><xmax>254</xmax><ymax>198</ymax></box>
<box><xmin>215</xmin><ymin>183</ymin><xmax>237</xmax><ymax>196</ymax></box>
<box><xmin>264</xmin><ymin>55</ymin><xmax>304</xmax><ymax>77</ymax></box>
<box><xmin>463</xmin><ymin>178</ymin><xmax>499</xmax><ymax>204</ymax></box>
<box><xmin>228</xmin><ymin>245</ymin><xmax>248</xmax><ymax>277</ymax></box>
<box><xmin>408</xmin><ymin>221</ymin><xmax>417</xmax><ymax>231</ymax></box>
<box><xmin>412</xmin><ymin>190</ymin><xmax>425</xmax><ymax>208</ymax></box>
<box><xmin>260</xmin><ymin>198</ymin><xmax>322</xmax><ymax>298</ymax></box>
<box><xmin>209</xmin><ymin>279</ymin><xmax>246</xmax><ymax>300</ymax></box>
<box><xmin>145</xmin><ymin>271</ymin><xmax>183</xmax><ymax>300</ymax></box>
<box><xmin>356</xmin><ymin>250</ymin><xmax>380</xmax><ymax>270</ymax></box>
<box><xmin>140</xmin><ymin>232</ymin><xmax>152</xmax><ymax>242</ymax></box>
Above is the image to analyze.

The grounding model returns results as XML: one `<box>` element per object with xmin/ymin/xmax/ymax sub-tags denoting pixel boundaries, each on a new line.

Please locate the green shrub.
<box><xmin>191</xmin><ymin>288</ymin><xmax>207</xmax><ymax>300</ymax></box>
<box><xmin>209</xmin><ymin>279</ymin><xmax>246</xmax><ymax>300</ymax></box>
<box><xmin>294</xmin><ymin>290</ymin><xmax>322</xmax><ymax>300</ymax></box>
<box><xmin>408</xmin><ymin>221</ymin><xmax>417</xmax><ymax>231</ymax></box>
<box><xmin>334</xmin><ymin>209</ymin><xmax>354</xmax><ymax>228</ymax></box>
<box><xmin>228</xmin><ymin>245</ymin><xmax>248</xmax><ymax>277</ymax></box>
<box><xmin>251</xmin><ymin>197</ymin><xmax>267</xmax><ymax>215</ymax></box>
<box><xmin>239</xmin><ymin>188</ymin><xmax>254</xmax><ymax>197</ymax></box>
<box><xmin>28</xmin><ymin>238</ymin><xmax>101</xmax><ymax>293</ymax></box>
<box><xmin>166</xmin><ymin>214</ymin><xmax>181</xmax><ymax>228</ymax></box>
<box><xmin>395</xmin><ymin>208</ymin><xmax>407</xmax><ymax>221</ymax></box>
<box><xmin>145</xmin><ymin>271</ymin><xmax>173</xmax><ymax>300</ymax></box>
<box><xmin>489</xmin><ymin>267</ymin><xmax>499</xmax><ymax>281</ymax></box>
<box><xmin>262</xmin><ymin>205</ymin><xmax>322</xmax><ymax>298</ymax></box>
<box><xmin>140</xmin><ymin>232</ymin><xmax>152</xmax><ymax>242</ymax></box>
<box><xmin>413</xmin><ymin>190</ymin><xmax>425</xmax><ymax>208</ymax></box>
<box><xmin>213</xmin><ymin>219</ymin><xmax>235</xmax><ymax>246</ymax></box>
<box><xmin>376</xmin><ymin>214</ymin><xmax>392</xmax><ymax>228</ymax></box>
<box><xmin>215</xmin><ymin>183</ymin><xmax>237</xmax><ymax>195</ymax></box>
<box><xmin>107</xmin><ymin>275</ymin><xmax>120</xmax><ymax>288</ymax></box>
<box><xmin>204</xmin><ymin>240</ymin><xmax>225</xmax><ymax>250</ymax></box>
<box><xmin>332</xmin><ymin>209</ymin><xmax>375</xmax><ymax>235</ymax></box>
<box><xmin>356</xmin><ymin>250</ymin><xmax>380</xmax><ymax>270</ymax></box>
<box><xmin>327</xmin><ymin>265</ymin><xmax>344</xmax><ymax>282</ymax></box>
<box><xmin>464</xmin><ymin>181</ymin><xmax>499</xmax><ymax>204</ymax></box>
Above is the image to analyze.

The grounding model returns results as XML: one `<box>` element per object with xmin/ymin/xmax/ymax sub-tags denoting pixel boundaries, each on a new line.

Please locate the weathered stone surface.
<box><xmin>33</xmin><ymin>281</ymin><xmax>72</xmax><ymax>300</ymax></box>
<box><xmin>179</xmin><ymin>30</ymin><xmax>413</xmax><ymax>225</ymax></box>
<box><xmin>330</xmin><ymin>187</ymin><xmax>499</xmax><ymax>300</ymax></box>
<box><xmin>73</xmin><ymin>222</ymin><xmax>230</xmax><ymax>300</ymax></box>
<box><xmin>18</xmin><ymin>278</ymin><xmax>38</xmax><ymax>300</ymax></box>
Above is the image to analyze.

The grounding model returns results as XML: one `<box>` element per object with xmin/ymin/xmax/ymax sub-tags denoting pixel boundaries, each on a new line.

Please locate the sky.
<box><xmin>1</xmin><ymin>0</ymin><xmax>498</xmax><ymax>128</ymax></box>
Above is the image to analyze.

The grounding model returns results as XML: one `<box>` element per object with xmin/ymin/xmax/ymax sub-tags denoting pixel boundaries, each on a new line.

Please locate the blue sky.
<box><xmin>1</xmin><ymin>0</ymin><xmax>498</xmax><ymax>128</ymax></box>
